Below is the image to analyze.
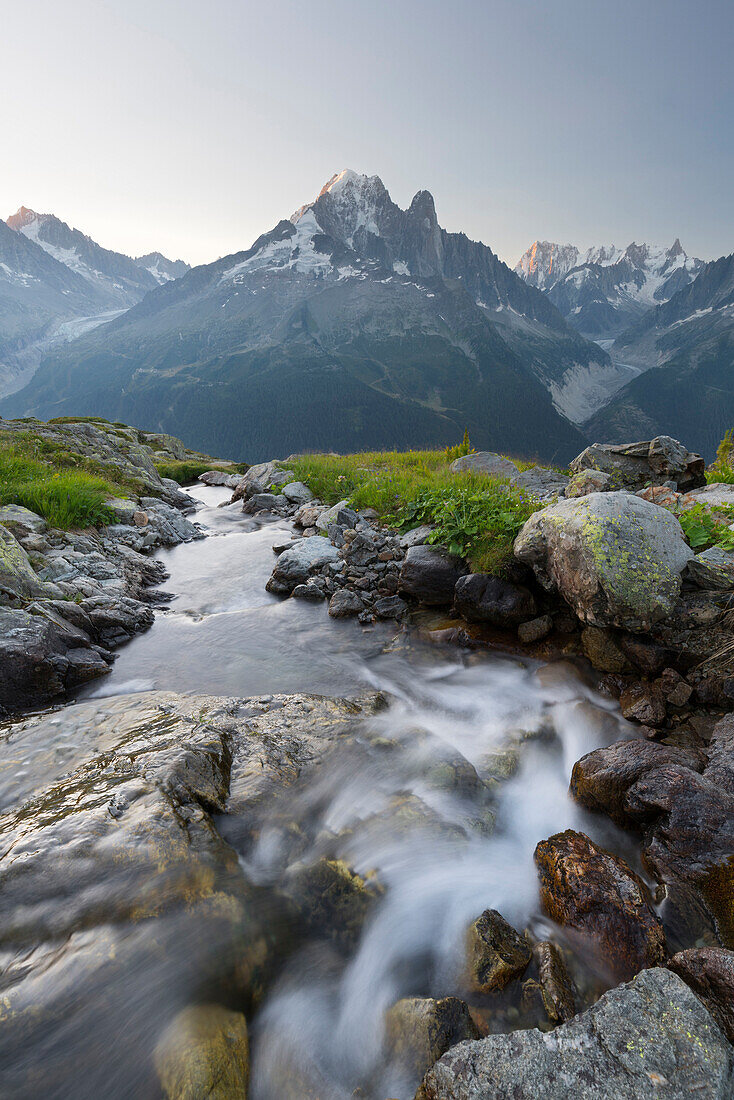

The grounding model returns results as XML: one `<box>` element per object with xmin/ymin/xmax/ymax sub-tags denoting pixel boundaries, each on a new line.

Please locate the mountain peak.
<box><xmin>317</xmin><ymin>169</ymin><xmax>384</xmax><ymax>200</ymax></box>
<box><xmin>7</xmin><ymin>206</ymin><xmax>48</xmax><ymax>231</ymax></box>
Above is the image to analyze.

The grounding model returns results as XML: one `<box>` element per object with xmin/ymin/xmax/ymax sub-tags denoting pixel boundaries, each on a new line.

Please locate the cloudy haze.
<box><xmin>3</xmin><ymin>0</ymin><xmax>732</xmax><ymax>267</ymax></box>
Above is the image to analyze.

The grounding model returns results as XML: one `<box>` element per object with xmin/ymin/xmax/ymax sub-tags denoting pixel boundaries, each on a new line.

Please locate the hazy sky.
<box><xmin>3</xmin><ymin>0</ymin><xmax>732</xmax><ymax>268</ymax></box>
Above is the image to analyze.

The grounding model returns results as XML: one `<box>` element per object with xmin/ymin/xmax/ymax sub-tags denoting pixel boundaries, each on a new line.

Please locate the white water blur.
<box><xmin>247</xmin><ymin>654</ymin><xmax>632</xmax><ymax>1100</ymax></box>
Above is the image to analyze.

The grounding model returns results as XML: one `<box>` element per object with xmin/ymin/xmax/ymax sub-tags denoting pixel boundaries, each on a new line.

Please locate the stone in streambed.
<box><xmin>517</xmin><ymin>615</ymin><xmax>553</xmax><ymax>643</ymax></box>
<box><xmin>463</xmin><ymin>908</ymin><xmax>531</xmax><ymax>993</ymax></box>
<box><xmin>454</xmin><ymin>573</ymin><xmax>536</xmax><ymax>628</ymax></box>
<box><xmin>533</xmin><ymin>941</ymin><xmax>576</xmax><ymax>1024</ymax></box>
<box><xmin>416</xmin><ymin>968</ymin><xmax>734</xmax><ymax>1100</ymax></box>
<box><xmin>534</xmin><ymin>829</ymin><xmax>667</xmax><ymax>982</ymax></box>
<box><xmin>620</xmin><ymin>680</ymin><xmax>667</xmax><ymax>726</ymax></box>
<box><xmin>399</xmin><ymin>545</ymin><xmax>468</xmax><ymax>606</ymax></box>
<box><xmin>154</xmin><ymin>1003</ymin><xmax>249</xmax><ymax>1100</ymax></box>
<box><xmin>385</xmin><ymin>996</ymin><xmax>479</xmax><ymax>1082</ymax></box>
<box><xmin>328</xmin><ymin>589</ymin><xmax>364</xmax><ymax>617</ymax></box>
<box><xmin>266</xmin><ymin>535</ymin><xmax>341</xmax><ymax>595</ymax></box>
<box><xmin>282</xmin><ymin>481</ymin><xmax>313</xmax><ymax>505</ymax></box>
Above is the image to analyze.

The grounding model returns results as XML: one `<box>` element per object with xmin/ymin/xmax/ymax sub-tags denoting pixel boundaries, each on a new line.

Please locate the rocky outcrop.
<box><xmin>416</xmin><ymin>968</ymin><xmax>734</xmax><ymax>1099</ymax></box>
<box><xmin>570</xmin><ymin>437</ymin><xmax>706</xmax><ymax>492</ymax></box>
<box><xmin>534</xmin><ymin>829</ymin><xmax>667</xmax><ymax>981</ymax></box>
<box><xmin>514</xmin><ymin>491</ymin><xmax>693</xmax><ymax>631</ymax></box>
<box><xmin>451</xmin><ymin>452</ymin><xmax>568</xmax><ymax>500</ymax></box>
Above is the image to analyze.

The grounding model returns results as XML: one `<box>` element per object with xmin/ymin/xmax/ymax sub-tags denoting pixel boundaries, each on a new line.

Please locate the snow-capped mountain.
<box><xmin>587</xmin><ymin>252</ymin><xmax>734</xmax><ymax>459</ymax></box>
<box><xmin>7</xmin><ymin>208</ymin><xmax>161</xmax><ymax>308</ymax></box>
<box><xmin>135</xmin><ymin>252</ymin><xmax>190</xmax><ymax>284</ymax></box>
<box><xmin>515</xmin><ymin>239</ymin><xmax>704</xmax><ymax>337</ymax></box>
<box><xmin>4</xmin><ymin>170</ymin><xmax>617</xmax><ymax>461</ymax></box>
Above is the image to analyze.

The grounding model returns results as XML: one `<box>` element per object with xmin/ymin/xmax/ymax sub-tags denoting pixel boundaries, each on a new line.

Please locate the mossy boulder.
<box><xmin>514</xmin><ymin>491</ymin><xmax>693</xmax><ymax>632</ymax></box>
<box><xmin>154</xmin><ymin>1004</ymin><xmax>249</xmax><ymax>1099</ymax></box>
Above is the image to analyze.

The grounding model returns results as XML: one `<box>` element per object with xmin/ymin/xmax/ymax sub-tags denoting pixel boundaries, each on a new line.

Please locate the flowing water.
<box><xmin>0</xmin><ymin>486</ymin><xmax>643</xmax><ymax>1098</ymax></box>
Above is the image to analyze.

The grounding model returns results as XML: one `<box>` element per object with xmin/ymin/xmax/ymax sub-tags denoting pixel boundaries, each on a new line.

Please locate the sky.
<box><xmin>2</xmin><ymin>0</ymin><xmax>732</xmax><ymax>268</ymax></box>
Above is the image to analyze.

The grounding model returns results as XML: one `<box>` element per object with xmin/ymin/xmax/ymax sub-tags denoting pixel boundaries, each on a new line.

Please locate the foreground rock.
<box><xmin>154</xmin><ymin>1004</ymin><xmax>249</xmax><ymax>1100</ymax></box>
<box><xmin>266</xmin><ymin>535</ymin><xmax>342</xmax><ymax>594</ymax></box>
<box><xmin>385</xmin><ymin>996</ymin><xmax>479</xmax><ymax>1082</ymax></box>
<box><xmin>399</xmin><ymin>545</ymin><xmax>468</xmax><ymax>605</ymax></box>
<box><xmin>571</xmin><ymin>725</ymin><xmax>734</xmax><ymax>947</ymax></box>
<box><xmin>416</xmin><ymin>968</ymin><xmax>734</xmax><ymax>1099</ymax></box>
<box><xmin>534</xmin><ymin>829</ymin><xmax>667</xmax><ymax>981</ymax></box>
<box><xmin>514</xmin><ymin>491</ymin><xmax>693</xmax><ymax>632</ymax></box>
<box><xmin>668</xmin><ymin>948</ymin><xmax>734</xmax><ymax>1043</ymax></box>
<box><xmin>454</xmin><ymin>573</ymin><xmax>536</xmax><ymax>628</ymax></box>
<box><xmin>570</xmin><ymin>436</ymin><xmax>706</xmax><ymax>493</ymax></box>
<box><xmin>463</xmin><ymin>908</ymin><xmax>531</xmax><ymax>992</ymax></box>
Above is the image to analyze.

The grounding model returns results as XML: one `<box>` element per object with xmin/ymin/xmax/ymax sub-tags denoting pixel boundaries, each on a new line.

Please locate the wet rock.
<box><xmin>284</xmin><ymin>858</ymin><xmax>378</xmax><ymax>950</ymax></box>
<box><xmin>374</xmin><ymin>594</ymin><xmax>408</xmax><ymax>619</ymax></box>
<box><xmin>533</xmin><ymin>941</ymin><xmax>576</xmax><ymax>1023</ymax></box>
<box><xmin>292</xmin><ymin>583</ymin><xmax>326</xmax><ymax>601</ymax></box>
<box><xmin>534</xmin><ymin>830</ymin><xmax>667</xmax><ymax>982</ymax></box>
<box><xmin>454</xmin><ymin>573</ymin><xmax>536</xmax><ymax>628</ymax></box>
<box><xmin>570</xmin><ymin>739</ymin><xmax>705</xmax><ymax>826</ymax></box>
<box><xmin>450</xmin><ymin>452</ymin><xmax>520</xmax><ymax>478</ymax></box>
<box><xmin>385</xmin><ymin>996</ymin><xmax>479</xmax><ymax>1082</ymax></box>
<box><xmin>570</xmin><ymin>436</ymin><xmax>706</xmax><ymax>493</ymax></box>
<box><xmin>282</xmin><ymin>480</ymin><xmax>314</xmax><ymax>505</ymax></box>
<box><xmin>463</xmin><ymin>909</ymin><xmax>531</xmax><ymax>993</ymax></box>
<box><xmin>657</xmin><ymin>668</ymin><xmax>693</xmax><ymax>708</ymax></box>
<box><xmin>620</xmin><ymin>680</ymin><xmax>667</xmax><ymax>726</ymax></box>
<box><xmin>198</xmin><ymin>469</ymin><xmax>244</xmax><ymax>488</ymax></box>
<box><xmin>668</xmin><ymin>948</ymin><xmax>734</xmax><ymax>1043</ymax></box>
<box><xmin>399</xmin><ymin>545</ymin><xmax>468</xmax><ymax>606</ymax></box>
<box><xmin>266</xmin><ymin>536</ymin><xmax>341</xmax><ymax>595</ymax></box>
<box><xmin>154</xmin><ymin>1003</ymin><xmax>249</xmax><ymax>1100</ymax></box>
<box><xmin>571</xmin><ymin>731</ymin><xmax>734</xmax><ymax>946</ymax></box>
<box><xmin>514</xmin><ymin>491</ymin><xmax>693</xmax><ymax>632</ymax></box>
<box><xmin>517</xmin><ymin>615</ymin><xmax>553</xmax><ymax>644</ymax></box>
<box><xmin>328</xmin><ymin>588</ymin><xmax>364</xmax><ymax>617</ymax></box>
<box><xmin>581</xmin><ymin>625</ymin><xmax>629</xmax><ymax>672</ymax></box>
<box><xmin>565</xmin><ymin>468</ymin><xmax>613</xmax><ymax>497</ymax></box>
<box><xmin>416</xmin><ymin>968</ymin><xmax>734</xmax><ymax>1100</ymax></box>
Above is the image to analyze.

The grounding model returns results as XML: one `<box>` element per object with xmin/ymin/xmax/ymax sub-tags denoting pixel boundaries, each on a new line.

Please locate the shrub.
<box><xmin>707</xmin><ymin>429</ymin><xmax>734</xmax><ymax>485</ymax></box>
<box><xmin>444</xmin><ymin>429</ymin><xmax>474</xmax><ymax>464</ymax></box>
<box><xmin>676</xmin><ymin>503</ymin><xmax>734</xmax><ymax>551</ymax></box>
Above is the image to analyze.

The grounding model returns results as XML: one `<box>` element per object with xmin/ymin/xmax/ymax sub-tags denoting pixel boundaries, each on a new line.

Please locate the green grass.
<box><xmin>155</xmin><ymin>459</ymin><xmax>247</xmax><ymax>485</ymax></box>
<box><xmin>285</xmin><ymin>448</ymin><xmax>541</xmax><ymax>573</ymax></box>
<box><xmin>0</xmin><ymin>445</ymin><xmax>118</xmax><ymax>529</ymax></box>
<box><xmin>706</xmin><ymin>428</ymin><xmax>734</xmax><ymax>485</ymax></box>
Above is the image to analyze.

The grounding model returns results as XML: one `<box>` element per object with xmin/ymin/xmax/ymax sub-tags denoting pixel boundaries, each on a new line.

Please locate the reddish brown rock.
<box><xmin>619</xmin><ymin>680</ymin><xmax>666</xmax><ymax>726</ymax></box>
<box><xmin>668</xmin><ymin>947</ymin><xmax>734</xmax><ymax>1043</ymax></box>
<box><xmin>534</xmin><ymin>830</ymin><xmax>667</xmax><ymax>982</ymax></box>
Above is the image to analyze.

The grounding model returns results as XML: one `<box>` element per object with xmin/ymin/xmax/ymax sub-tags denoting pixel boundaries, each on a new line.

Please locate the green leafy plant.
<box><xmin>444</xmin><ymin>429</ymin><xmax>474</xmax><ymax>464</ymax></box>
<box><xmin>676</xmin><ymin>503</ymin><xmax>734</xmax><ymax>551</ymax></box>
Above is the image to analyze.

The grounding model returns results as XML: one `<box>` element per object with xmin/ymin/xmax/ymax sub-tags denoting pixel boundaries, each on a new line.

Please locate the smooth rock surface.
<box><xmin>399</xmin><ymin>545</ymin><xmax>468</xmax><ymax>606</ymax></box>
<box><xmin>155</xmin><ymin>1003</ymin><xmax>249</xmax><ymax>1100</ymax></box>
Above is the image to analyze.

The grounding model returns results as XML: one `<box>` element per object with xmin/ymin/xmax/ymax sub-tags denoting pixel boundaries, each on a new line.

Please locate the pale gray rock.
<box><xmin>570</xmin><ymin>437</ymin><xmax>705</xmax><ymax>493</ymax></box>
<box><xmin>0</xmin><ymin>505</ymin><xmax>48</xmax><ymax>536</ymax></box>
<box><xmin>316</xmin><ymin>499</ymin><xmax>350</xmax><ymax>533</ymax></box>
<box><xmin>565</xmin><ymin>468</ymin><xmax>613</xmax><ymax>497</ymax></box>
<box><xmin>514</xmin><ymin>492</ymin><xmax>693</xmax><ymax>631</ymax></box>
<box><xmin>513</xmin><ymin>466</ymin><xmax>568</xmax><ymax>501</ymax></box>
<box><xmin>399</xmin><ymin>524</ymin><xmax>435</xmax><ymax>548</ymax></box>
<box><xmin>451</xmin><ymin>452</ymin><xmax>520</xmax><ymax>477</ymax></box>
<box><xmin>266</xmin><ymin>535</ymin><xmax>341</xmax><ymax>594</ymax></box>
<box><xmin>417</xmin><ymin>968</ymin><xmax>734</xmax><ymax>1100</ymax></box>
<box><xmin>282</xmin><ymin>481</ymin><xmax>314</xmax><ymax>505</ymax></box>
<box><xmin>198</xmin><ymin>469</ymin><xmax>243</xmax><ymax>489</ymax></box>
<box><xmin>0</xmin><ymin>525</ymin><xmax>49</xmax><ymax>605</ymax></box>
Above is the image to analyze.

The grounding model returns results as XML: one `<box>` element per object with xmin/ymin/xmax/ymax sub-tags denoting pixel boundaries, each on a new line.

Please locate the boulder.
<box><xmin>316</xmin><ymin>499</ymin><xmax>350</xmax><ymax>533</ymax></box>
<box><xmin>570</xmin><ymin>735</ymin><xmax>734</xmax><ymax>946</ymax></box>
<box><xmin>534</xmin><ymin>830</ymin><xmax>667</xmax><ymax>981</ymax></box>
<box><xmin>581</xmin><ymin>625</ymin><xmax>629</xmax><ymax>672</ymax></box>
<box><xmin>463</xmin><ymin>909</ymin><xmax>531</xmax><ymax>992</ymax></box>
<box><xmin>668</xmin><ymin>948</ymin><xmax>734</xmax><ymax>1043</ymax></box>
<box><xmin>513</xmin><ymin>467</ymin><xmax>568</xmax><ymax>501</ymax></box>
<box><xmin>517</xmin><ymin>615</ymin><xmax>553</xmax><ymax>644</ymax></box>
<box><xmin>416</xmin><ymin>968</ymin><xmax>734</xmax><ymax>1100</ymax></box>
<box><xmin>454</xmin><ymin>573</ymin><xmax>536</xmax><ymax>628</ymax></box>
<box><xmin>385</xmin><ymin>996</ymin><xmax>479</xmax><ymax>1082</ymax></box>
<box><xmin>294</xmin><ymin>502</ymin><xmax>326</xmax><ymax>529</ymax></box>
<box><xmin>266</xmin><ymin>536</ymin><xmax>341</xmax><ymax>595</ymax></box>
<box><xmin>514</xmin><ymin>491</ymin><xmax>693</xmax><ymax>632</ymax></box>
<box><xmin>0</xmin><ymin>504</ymin><xmax>48</xmax><ymax>537</ymax></box>
<box><xmin>198</xmin><ymin>469</ymin><xmax>243</xmax><ymax>489</ymax></box>
<box><xmin>0</xmin><ymin>524</ymin><xmax>48</xmax><ymax>605</ymax></box>
<box><xmin>233</xmin><ymin>460</ymin><xmax>294</xmax><ymax>501</ymax></box>
<box><xmin>154</xmin><ymin>1004</ymin><xmax>249</xmax><ymax>1100</ymax></box>
<box><xmin>399</xmin><ymin>545</ymin><xmax>468</xmax><ymax>606</ymax></box>
<box><xmin>374</xmin><ymin>595</ymin><xmax>408</xmax><ymax>619</ymax></box>
<box><xmin>565</xmin><ymin>469</ymin><xmax>613</xmax><ymax>497</ymax></box>
<box><xmin>282</xmin><ymin>481</ymin><xmax>314</xmax><ymax>505</ymax></box>
<box><xmin>619</xmin><ymin>680</ymin><xmax>667</xmax><ymax>726</ymax></box>
<box><xmin>284</xmin><ymin>858</ymin><xmax>378</xmax><ymax>950</ymax></box>
<box><xmin>400</xmin><ymin>524</ymin><xmax>435</xmax><ymax>548</ymax></box>
<box><xmin>450</xmin><ymin>452</ymin><xmax>520</xmax><ymax>478</ymax></box>
<box><xmin>570</xmin><ymin>436</ymin><xmax>705</xmax><ymax>492</ymax></box>
<box><xmin>328</xmin><ymin>589</ymin><xmax>364</xmax><ymax>618</ymax></box>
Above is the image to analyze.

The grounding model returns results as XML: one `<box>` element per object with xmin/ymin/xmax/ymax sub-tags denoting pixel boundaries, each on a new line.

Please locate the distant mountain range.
<box><xmin>586</xmin><ymin>252</ymin><xmax>734</xmax><ymax>457</ymax></box>
<box><xmin>0</xmin><ymin>208</ymin><xmax>189</xmax><ymax>396</ymax></box>
<box><xmin>3</xmin><ymin>170</ymin><xmax>617</xmax><ymax>463</ymax></box>
<box><xmin>515</xmin><ymin>239</ymin><xmax>704</xmax><ymax>338</ymax></box>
